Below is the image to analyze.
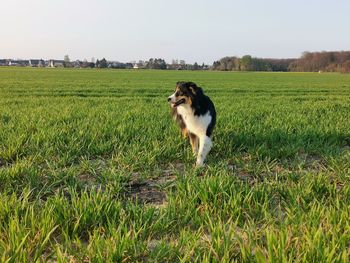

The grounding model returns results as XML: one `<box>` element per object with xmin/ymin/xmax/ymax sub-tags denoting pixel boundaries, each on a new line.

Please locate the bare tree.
<box><xmin>63</xmin><ymin>55</ymin><xmax>70</xmax><ymax>68</ymax></box>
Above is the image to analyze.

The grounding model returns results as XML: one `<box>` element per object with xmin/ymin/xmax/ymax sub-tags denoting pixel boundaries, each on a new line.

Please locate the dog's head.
<box><xmin>167</xmin><ymin>81</ymin><xmax>203</xmax><ymax>108</ymax></box>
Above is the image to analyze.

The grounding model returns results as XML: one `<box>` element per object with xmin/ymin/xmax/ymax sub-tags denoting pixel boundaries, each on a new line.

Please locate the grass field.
<box><xmin>0</xmin><ymin>67</ymin><xmax>349</xmax><ymax>262</ymax></box>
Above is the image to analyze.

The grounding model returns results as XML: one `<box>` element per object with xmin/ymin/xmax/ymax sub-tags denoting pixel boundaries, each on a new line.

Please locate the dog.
<box><xmin>168</xmin><ymin>81</ymin><xmax>216</xmax><ymax>167</ymax></box>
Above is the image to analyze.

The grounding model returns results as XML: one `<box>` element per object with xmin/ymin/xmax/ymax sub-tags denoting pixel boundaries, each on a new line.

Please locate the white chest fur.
<box><xmin>177</xmin><ymin>105</ymin><xmax>212</xmax><ymax>137</ymax></box>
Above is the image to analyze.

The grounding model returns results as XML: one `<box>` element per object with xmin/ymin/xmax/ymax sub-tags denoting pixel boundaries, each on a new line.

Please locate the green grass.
<box><xmin>0</xmin><ymin>67</ymin><xmax>349</xmax><ymax>262</ymax></box>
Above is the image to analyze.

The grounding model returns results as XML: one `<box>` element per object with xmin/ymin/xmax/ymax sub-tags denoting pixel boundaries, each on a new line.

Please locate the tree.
<box><xmin>63</xmin><ymin>54</ymin><xmax>70</xmax><ymax>68</ymax></box>
<box><xmin>82</xmin><ymin>59</ymin><xmax>95</xmax><ymax>68</ymax></box>
<box><xmin>100</xmin><ymin>58</ymin><xmax>107</xmax><ymax>68</ymax></box>
<box><xmin>240</xmin><ymin>55</ymin><xmax>252</xmax><ymax>71</ymax></box>
<box><xmin>342</xmin><ymin>60</ymin><xmax>350</xmax><ymax>73</ymax></box>
<box><xmin>212</xmin><ymin>55</ymin><xmax>295</xmax><ymax>72</ymax></box>
<box><xmin>145</xmin><ymin>58</ymin><xmax>167</xmax><ymax>69</ymax></box>
<box><xmin>288</xmin><ymin>51</ymin><xmax>350</xmax><ymax>72</ymax></box>
<box><xmin>97</xmin><ymin>58</ymin><xmax>107</xmax><ymax>68</ymax></box>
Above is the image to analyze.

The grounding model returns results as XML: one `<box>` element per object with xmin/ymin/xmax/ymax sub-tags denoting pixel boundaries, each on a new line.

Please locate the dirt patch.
<box><xmin>77</xmin><ymin>173</ymin><xmax>97</xmax><ymax>185</ymax></box>
<box><xmin>147</xmin><ymin>239</ymin><xmax>162</xmax><ymax>251</ymax></box>
<box><xmin>329</xmin><ymin>176</ymin><xmax>345</xmax><ymax>191</ymax></box>
<box><xmin>124</xmin><ymin>163</ymin><xmax>184</xmax><ymax>205</ymax></box>
<box><xmin>167</xmin><ymin>162</ymin><xmax>185</xmax><ymax>171</ymax></box>
<box><xmin>304</xmin><ymin>154</ymin><xmax>323</xmax><ymax>164</ymax></box>
<box><xmin>237</xmin><ymin>171</ymin><xmax>255</xmax><ymax>182</ymax></box>
<box><xmin>227</xmin><ymin>164</ymin><xmax>236</xmax><ymax>172</ymax></box>
<box><xmin>300</xmin><ymin>154</ymin><xmax>327</xmax><ymax>172</ymax></box>
<box><xmin>227</xmin><ymin>164</ymin><xmax>256</xmax><ymax>184</ymax></box>
<box><xmin>125</xmin><ymin>181</ymin><xmax>166</xmax><ymax>205</ymax></box>
<box><xmin>335</xmin><ymin>182</ymin><xmax>344</xmax><ymax>191</ymax></box>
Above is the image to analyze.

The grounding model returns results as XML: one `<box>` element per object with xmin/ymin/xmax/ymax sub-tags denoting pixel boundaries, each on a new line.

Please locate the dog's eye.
<box><xmin>175</xmin><ymin>91</ymin><xmax>180</xmax><ymax>96</ymax></box>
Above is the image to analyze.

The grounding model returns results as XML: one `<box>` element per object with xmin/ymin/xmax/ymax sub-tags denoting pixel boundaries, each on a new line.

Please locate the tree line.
<box><xmin>6</xmin><ymin>51</ymin><xmax>349</xmax><ymax>72</ymax></box>
<box><xmin>211</xmin><ymin>51</ymin><xmax>350</xmax><ymax>73</ymax></box>
<box><xmin>288</xmin><ymin>51</ymin><xmax>350</xmax><ymax>73</ymax></box>
<box><xmin>61</xmin><ymin>57</ymin><xmax>209</xmax><ymax>70</ymax></box>
<box><xmin>212</xmin><ymin>55</ymin><xmax>295</xmax><ymax>72</ymax></box>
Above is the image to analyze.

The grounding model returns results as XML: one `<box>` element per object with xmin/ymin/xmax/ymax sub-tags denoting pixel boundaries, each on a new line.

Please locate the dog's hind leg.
<box><xmin>181</xmin><ymin>127</ymin><xmax>189</xmax><ymax>138</ymax></box>
<box><xmin>189</xmin><ymin>132</ymin><xmax>199</xmax><ymax>155</ymax></box>
<box><xmin>196</xmin><ymin>135</ymin><xmax>212</xmax><ymax>167</ymax></box>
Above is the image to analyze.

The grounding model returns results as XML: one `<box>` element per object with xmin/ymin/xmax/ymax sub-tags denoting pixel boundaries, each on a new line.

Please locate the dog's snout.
<box><xmin>167</xmin><ymin>97</ymin><xmax>171</xmax><ymax>102</ymax></box>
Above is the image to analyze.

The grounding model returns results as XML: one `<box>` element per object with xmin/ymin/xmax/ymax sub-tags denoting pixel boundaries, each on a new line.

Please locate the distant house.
<box><xmin>133</xmin><ymin>63</ymin><xmax>139</xmax><ymax>69</ymax></box>
<box><xmin>0</xmin><ymin>59</ymin><xmax>7</xmax><ymax>66</ymax></box>
<box><xmin>72</xmin><ymin>60</ymin><xmax>83</xmax><ymax>68</ymax></box>
<box><xmin>125</xmin><ymin>63</ymin><xmax>134</xmax><ymax>69</ymax></box>
<box><xmin>8</xmin><ymin>60</ymin><xmax>29</xmax><ymax>66</ymax></box>
<box><xmin>106</xmin><ymin>61</ymin><xmax>131</xmax><ymax>69</ymax></box>
<box><xmin>29</xmin><ymin>59</ymin><xmax>45</xmax><ymax>67</ymax></box>
<box><xmin>107</xmin><ymin>61</ymin><xmax>118</xmax><ymax>68</ymax></box>
<box><xmin>48</xmin><ymin>60</ymin><xmax>65</xmax><ymax>68</ymax></box>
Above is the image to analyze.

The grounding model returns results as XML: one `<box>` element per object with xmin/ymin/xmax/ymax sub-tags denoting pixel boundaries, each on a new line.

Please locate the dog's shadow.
<box><xmin>211</xmin><ymin>129</ymin><xmax>350</xmax><ymax>162</ymax></box>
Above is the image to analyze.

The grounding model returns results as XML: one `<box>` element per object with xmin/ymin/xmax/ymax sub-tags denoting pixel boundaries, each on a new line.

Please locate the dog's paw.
<box><xmin>195</xmin><ymin>161</ymin><xmax>204</xmax><ymax>168</ymax></box>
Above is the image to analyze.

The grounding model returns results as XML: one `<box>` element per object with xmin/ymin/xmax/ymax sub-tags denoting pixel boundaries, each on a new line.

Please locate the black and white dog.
<box><xmin>168</xmin><ymin>82</ymin><xmax>216</xmax><ymax>167</ymax></box>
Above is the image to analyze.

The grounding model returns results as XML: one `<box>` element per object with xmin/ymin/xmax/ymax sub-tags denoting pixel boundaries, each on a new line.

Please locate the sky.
<box><xmin>1</xmin><ymin>0</ymin><xmax>350</xmax><ymax>64</ymax></box>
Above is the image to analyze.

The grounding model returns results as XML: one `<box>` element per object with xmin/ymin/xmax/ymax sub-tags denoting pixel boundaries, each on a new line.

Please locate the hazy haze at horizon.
<box><xmin>1</xmin><ymin>0</ymin><xmax>350</xmax><ymax>64</ymax></box>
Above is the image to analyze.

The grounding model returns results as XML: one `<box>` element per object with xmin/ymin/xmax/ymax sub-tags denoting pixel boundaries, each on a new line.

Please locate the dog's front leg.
<box><xmin>189</xmin><ymin>133</ymin><xmax>199</xmax><ymax>155</ymax></box>
<box><xmin>196</xmin><ymin>135</ymin><xmax>212</xmax><ymax>167</ymax></box>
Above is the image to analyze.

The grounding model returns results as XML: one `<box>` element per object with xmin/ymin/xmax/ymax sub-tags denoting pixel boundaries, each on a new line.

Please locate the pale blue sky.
<box><xmin>1</xmin><ymin>0</ymin><xmax>349</xmax><ymax>64</ymax></box>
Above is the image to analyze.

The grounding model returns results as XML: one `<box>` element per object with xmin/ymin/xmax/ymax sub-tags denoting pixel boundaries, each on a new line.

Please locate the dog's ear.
<box><xmin>189</xmin><ymin>86</ymin><xmax>196</xmax><ymax>94</ymax></box>
<box><xmin>188</xmin><ymin>83</ymin><xmax>203</xmax><ymax>96</ymax></box>
<box><xmin>188</xmin><ymin>82</ymin><xmax>197</xmax><ymax>94</ymax></box>
<box><xmin>176</xmin><ymin>81</ymin><xmax>185</xmax><ymax>87</ymax></box>
<box><xmin>175</xmin><ymin>81</ymin><xmax>185</xmax><ymax>91</ymax></box>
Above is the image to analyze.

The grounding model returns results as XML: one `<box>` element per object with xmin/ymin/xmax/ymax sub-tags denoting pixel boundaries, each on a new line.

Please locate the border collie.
<box><xmin>168</xmin><ymin>81</ymin><xmax>216</xmax><ymax>167</ymax></box>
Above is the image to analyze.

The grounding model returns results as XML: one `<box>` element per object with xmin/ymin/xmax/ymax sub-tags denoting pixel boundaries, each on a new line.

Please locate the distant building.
<box><xmin>107</xmin><ymin>61</ymin><xmax>118</xmax><ymax>68</ymax></box>
<box><xmin>0</xmin><ymin>59</ymin><xmax>7</xmax><ymax>66</ymax></box>
<box><xmin>105</xmin><ymin>61</ymin><xmax>132</xmax><ymax>69</ymax></box>
<box><xmin>72</xmin><ymin>60</ymin><xmax>83</xmax><ymax>68</ymax></box>
<box><xmin>29</xmin><ymin>59</ymin><xmax>45</xmax><ymax>67</ymax></box>
<box><xmin>8</xmin><ymin>60</ymin><xmax>29</xmax><ymax>66</ymax></box>
<box><xmin>133</xmin><ymin>63</ymin><xmax>139</xmax><ymax>69</ymax></box>
<box><xmin>48</xmin><ymin>59</ymin><xmax>65</xmax><ymax>68</ymax></box>
<box><xmin>125</xmin><ymin>63</ymin><xmax>134</xmax><ymax>69</ymax></box>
